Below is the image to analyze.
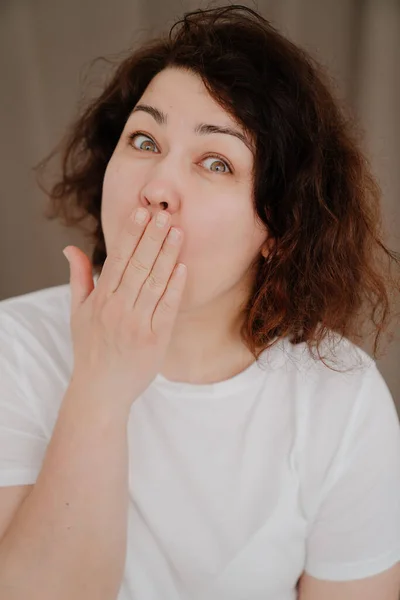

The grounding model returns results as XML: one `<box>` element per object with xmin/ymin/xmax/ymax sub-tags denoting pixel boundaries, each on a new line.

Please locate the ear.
<box><xmin>261</xmin><ymin>237</ymin><xmax>275</xmax><ymax>259</ymax></box>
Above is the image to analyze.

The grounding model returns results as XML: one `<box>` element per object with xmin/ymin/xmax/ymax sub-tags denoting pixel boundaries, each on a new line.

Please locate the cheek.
<box><xmin>101</xmin><ymin>158</ymin><xmax>136</xmax><ymax>248</ymax></box>
<box><xmin>102</xmin><ymin>159</ymin><xmax>131</xmax><ymax>210</ymax></box>
<box><xmin>182</xmin><ymin>212</ymin><xmax>224</xmax><ymax>255</ymax></box>
<box><xmin>181</xmin><ymin>211</ymin><xmax>259</xmax><ymax>268</ymax></box>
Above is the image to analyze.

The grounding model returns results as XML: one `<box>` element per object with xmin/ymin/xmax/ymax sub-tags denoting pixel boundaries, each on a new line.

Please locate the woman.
<box><xmin>0</xmin><ymin>5</ymin><xmax>399</xmax><ymax>600</ymax></box>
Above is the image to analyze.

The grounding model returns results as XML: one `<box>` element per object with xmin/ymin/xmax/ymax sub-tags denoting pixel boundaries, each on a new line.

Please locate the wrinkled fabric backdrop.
<box><xmin>0</xmin><ymin>0</ymin><xmax>399</xmax><ymax>410</ymax></box>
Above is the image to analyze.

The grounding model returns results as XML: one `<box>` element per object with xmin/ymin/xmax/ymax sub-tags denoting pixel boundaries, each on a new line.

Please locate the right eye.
<box><xmin>128</xmin><ymin>132</ymin><xmax>159</xmax><ymax>153</ymax></box>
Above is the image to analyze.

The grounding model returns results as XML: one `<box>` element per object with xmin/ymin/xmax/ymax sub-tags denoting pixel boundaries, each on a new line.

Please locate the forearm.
<box><xmin>0</xmin><ymin>383</ymin><xmax>130</xmax><ymax>600</ymax></box>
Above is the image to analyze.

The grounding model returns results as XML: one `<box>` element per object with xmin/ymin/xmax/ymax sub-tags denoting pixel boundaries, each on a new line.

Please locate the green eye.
<box><xmin>129</xmin><ymin>132</ymin><xmax>158</xmax><ymax>152</ymax></box>
<box><xmin>201</xmin><ymin>156</ymin><xmax>231</xmax><ymax>173</ymax></box>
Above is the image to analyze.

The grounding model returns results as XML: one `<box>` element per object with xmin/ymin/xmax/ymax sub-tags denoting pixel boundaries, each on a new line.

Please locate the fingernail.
<box><xmin>134</xmin><ymin>207</ymin><xmax>147</xmax><ymax>224</ymax></box>
<box><xmin>156</xmin><ymin>211</ymin><xmax>169</xmax><ymax>227</ymax></box>
<box><xmin>62</xmin><ymin>248</ymin><xmax>71</xmax><ymax>262</ymax></box>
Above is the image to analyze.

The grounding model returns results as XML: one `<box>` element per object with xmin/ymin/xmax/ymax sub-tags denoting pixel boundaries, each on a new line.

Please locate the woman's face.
<box><xmin>101</xmin><ymin>67</ymin><xmax>269</xmax><ymax>312</ymax></box>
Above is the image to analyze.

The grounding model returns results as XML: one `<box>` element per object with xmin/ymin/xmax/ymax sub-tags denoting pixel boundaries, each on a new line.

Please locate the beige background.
<box><xmin>1</xmin><ymin>0</ymin><xmax>399</xmax><ymax>410</ymax></box>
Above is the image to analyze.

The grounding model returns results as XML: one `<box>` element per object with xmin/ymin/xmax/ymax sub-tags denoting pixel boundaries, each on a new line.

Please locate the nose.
<box><xmin>140</xmin><ymin>179</ymin><xmax>180</xmax><ymax>218</ymax></box>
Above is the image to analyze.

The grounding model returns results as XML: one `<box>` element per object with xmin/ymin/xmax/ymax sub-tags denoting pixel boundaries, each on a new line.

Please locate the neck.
<box><xmin>160</xmin><ymin>286</ymin><xmax>255</xmax><ymax>385</ymax></box>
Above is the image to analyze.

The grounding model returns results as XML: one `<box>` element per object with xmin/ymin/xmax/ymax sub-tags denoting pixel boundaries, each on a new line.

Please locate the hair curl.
<box><xmin>35</xmin><ymin>3</ymin><xmax>400</xmax><ymax>372</ymax></box>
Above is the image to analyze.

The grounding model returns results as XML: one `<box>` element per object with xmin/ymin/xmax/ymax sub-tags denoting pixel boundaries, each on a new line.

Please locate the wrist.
<box><xmin>64</xmin><ymin>375</ymin><xmax>132</xmax><ymax>424</ymax></box>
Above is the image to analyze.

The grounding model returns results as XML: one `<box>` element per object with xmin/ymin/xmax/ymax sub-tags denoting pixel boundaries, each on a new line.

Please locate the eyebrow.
<box><xmin>130</xmin><ymin>103</ymin><xmax>254</xmax><ymax>154</ymax></box>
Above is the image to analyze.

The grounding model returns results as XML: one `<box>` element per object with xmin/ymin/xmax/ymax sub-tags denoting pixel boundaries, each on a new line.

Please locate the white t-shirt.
<box><xmin>0</xmin><ymin>281</ymin><xmax>399</xmax><ymax>600</ymax></box>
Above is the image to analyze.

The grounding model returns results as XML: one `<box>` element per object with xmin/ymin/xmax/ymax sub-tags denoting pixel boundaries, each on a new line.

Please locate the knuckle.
<box><xmin>161</xmin><ymin>242</ymin><xmax>174</xmax><ymax>256</ymax></box>
<box><xmin>109</xmin><ymin>252</ymin><xmax>125</xmax><ymax>266</ymax></box>
<box><xmin>146</xmin><ymin>272</ymin><xmax>165</xmax><ymax>293</ymax></box>
<box><xmin>158</xmin><ymin>297</ymin><xmax>174</xmax><ymax>314</ymax></box>
<box><xmin>129</xmin><ymin>257</ymin><xmax>149</xmax><ymax>275</ymax></box>
<box><xmin>146</xmin><ymin>232</ymin><xmax>160</xmax><ymax>244</ymax></box>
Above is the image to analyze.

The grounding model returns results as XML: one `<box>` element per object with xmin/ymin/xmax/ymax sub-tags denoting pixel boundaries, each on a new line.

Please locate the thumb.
<box><xmin>63</xmin><ymin>246</ymin><xmax>95</xmax><ymax>314</ymax></box>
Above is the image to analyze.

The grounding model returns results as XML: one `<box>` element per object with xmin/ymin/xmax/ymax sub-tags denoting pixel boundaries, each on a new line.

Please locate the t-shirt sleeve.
<box><xmin>0</xmin><ymin>311</ymin><xmax>49</xmax><ymax>487</ymax></box>
<box><xmin>304</xmin><ymin>361</ymin><xmax>400</xmax><ymax>581</ymax></box>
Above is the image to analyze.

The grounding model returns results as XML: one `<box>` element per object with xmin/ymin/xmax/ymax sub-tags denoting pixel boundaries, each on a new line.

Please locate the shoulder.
<box><xmin>292</xmin><ymin>331</ymin><xmax>394</xmax><ymax>439</ymax></box>
<box><xmin>0</xmin><ymin>284</ymin><xmax>73</xmax><ymax>483</ymax></box>
<box><xmin>277</xmin><ymin>330</ymin><xmax>378</xmax><ymax>414</ymax></box>
<box><xmin>281</xmin><ymin>332</ymin><xmax>399</xmax><ymax>523</ymax></box>
<box><xmin>269</xmin><ymin>331</ymin><xmax>378</xmax><ymax>437</ymax></box>
<box><xmin>0</xmin><ymin>283</ymin><xmax>73</xmax><ymax>410</ymax></box>
<box><xmin>0</xmin><ymin>282</ymin><xmax>71</xmax><ymax>352</ymax></box>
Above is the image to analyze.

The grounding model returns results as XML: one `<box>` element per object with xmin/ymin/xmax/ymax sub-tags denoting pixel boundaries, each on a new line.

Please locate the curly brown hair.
<box><xmin>35</xmin><ymin>3</ymin><xmax>400</xmax><ymax>372</ymax></box>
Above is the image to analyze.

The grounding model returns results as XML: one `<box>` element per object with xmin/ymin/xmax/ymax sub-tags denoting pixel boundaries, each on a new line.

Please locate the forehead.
<box><xmin>130</xmin><ymin>67</ymin><xmax>254</xmax><ymax>151</ymax></box>
<box><xmin>135</xmin><ymin>68</ymin><xmax>242</xmax><ymax>126</ymax></box>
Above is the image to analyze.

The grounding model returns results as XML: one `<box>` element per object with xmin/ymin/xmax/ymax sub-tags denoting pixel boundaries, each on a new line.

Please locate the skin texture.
<box><xmin>101</xmin><ymin>66</ymin><xmax>271</xmax><ymax>384</ymax></box>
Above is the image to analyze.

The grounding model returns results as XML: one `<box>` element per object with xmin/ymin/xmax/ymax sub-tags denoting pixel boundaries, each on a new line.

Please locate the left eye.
<box><xmin>201</xmin><ymin>156</ymin><xmax>231</xmax><ymax>173</ymax></box>
<box><xmin>128</xmin><ymin>132</ymin><xmax>232</xmax><ymax>174</ymax></box>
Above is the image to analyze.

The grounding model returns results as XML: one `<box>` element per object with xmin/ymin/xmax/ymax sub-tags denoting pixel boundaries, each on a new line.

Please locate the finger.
<box><xmin>115</xmin><ymin>209</ymin><xmax>172</xmax><ymax>302</ymax></box>
<box><xmin>63</xmin><ymin>246</ymin><xmax>95</xmax><ymax>314</ymax></box>
<box><xmin>134</xmin><ymin>225</ymin><xmax>183</xmax><ymax>315</ymax></box>
<box><xmin>97</xmin><ymin>207</ymin><xmax>151</xmax><ymax>296</ymax></box>
<box><xmin>151</xmin><ymin>262</ymin><xmax>187</xmax><ymax>335</ymax></box>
